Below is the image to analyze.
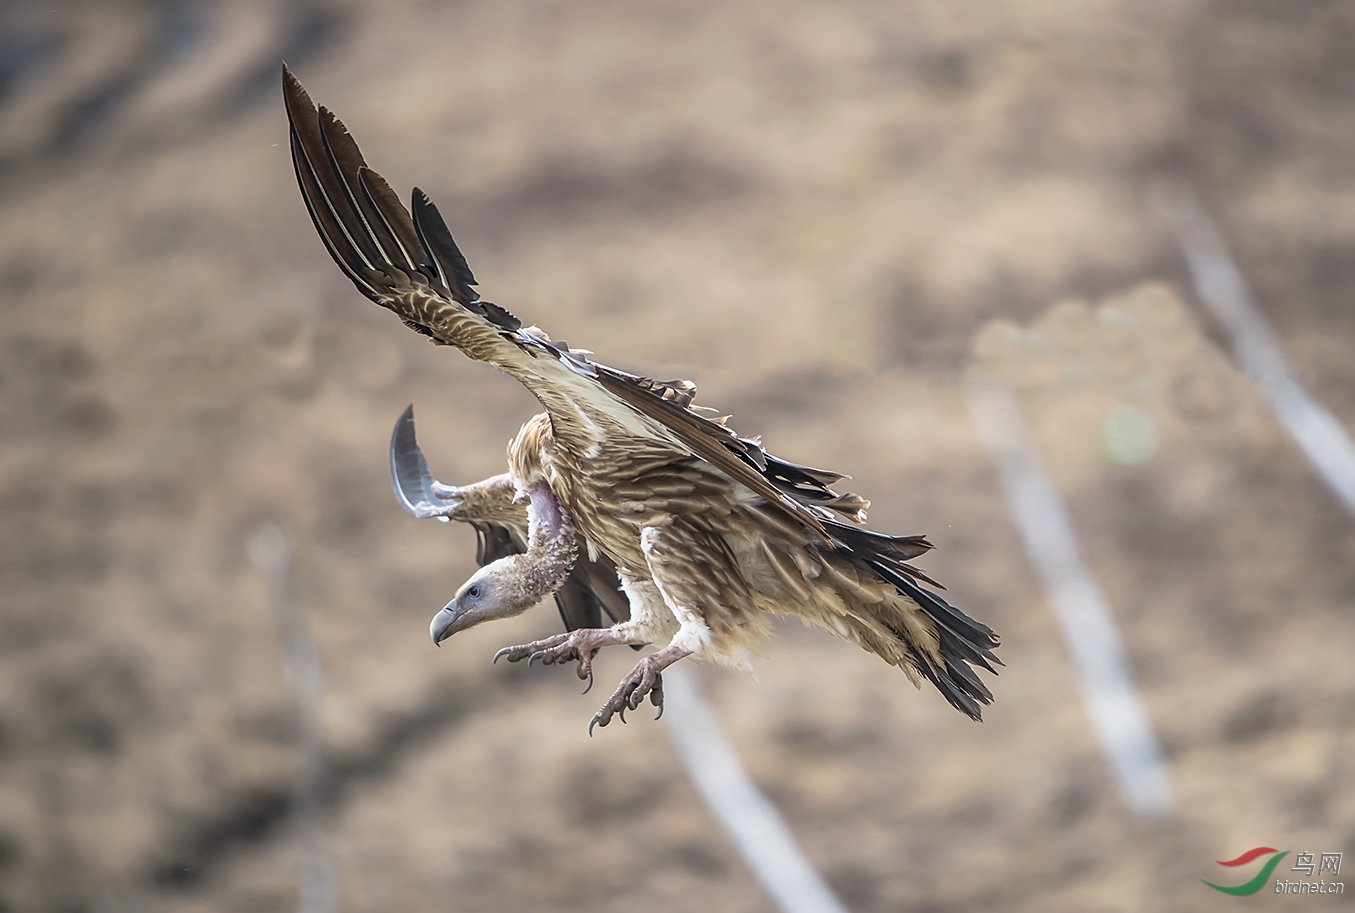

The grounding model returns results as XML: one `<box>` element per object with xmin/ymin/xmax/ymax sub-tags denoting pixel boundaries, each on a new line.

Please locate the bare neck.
<box><xmin>506</xmin><ymin>479</ymin><xmax>578</xmax><ymax>608</ymax></box>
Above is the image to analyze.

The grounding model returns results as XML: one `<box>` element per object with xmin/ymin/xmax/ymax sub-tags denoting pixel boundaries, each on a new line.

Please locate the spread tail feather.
<box><xmin>832</xmin><ymin>531</ymin><xmax>1000</xmax><ymax>721</ymax></box>
<box><xmin>887</xmin><ymin>571</ymin><xmax>999</xmax><ymax>721</ymax></box>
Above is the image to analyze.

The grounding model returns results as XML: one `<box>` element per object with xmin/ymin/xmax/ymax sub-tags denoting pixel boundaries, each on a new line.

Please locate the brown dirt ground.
<box><xmin>2</xmin><ymin>1</ymin><xmax>1355</xmax><ymax>911</ymax></box>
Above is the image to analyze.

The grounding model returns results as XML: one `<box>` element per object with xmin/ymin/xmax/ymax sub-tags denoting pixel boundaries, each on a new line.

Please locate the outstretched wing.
<box><xmin>284</xmin><ymin>65</ymin><xmax>881</xmax><ymax>547</ymax></box>
<box><xmin>388</xmin><ymin>405</ymin><xmax>632</xmax><ymax>633</ymax></box>
<box><xmin>389</xmin><ymin>405</ymin><xmax>457</xmax><ymax>523</ymax></box>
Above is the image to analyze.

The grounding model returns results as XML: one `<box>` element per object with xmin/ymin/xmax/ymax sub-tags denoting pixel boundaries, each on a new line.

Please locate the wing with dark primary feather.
<box><xmin>286</xmin><ymin>65</ymin><xmax>997</xmax><ymax>716</ymax></box>
<box><xmin>389</xmin><ymin>404</ymin><xmax>631</xmax><ymax>633</ymax></box>
<box><xmin>283</xmin><ymin>64</ymin><xmax>890</xmax><ymax>547</ymax></box>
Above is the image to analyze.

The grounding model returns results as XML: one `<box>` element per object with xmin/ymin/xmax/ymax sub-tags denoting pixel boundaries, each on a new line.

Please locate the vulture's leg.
<box><xmin>588</xmin><ymin>644</ymin><xmax>691</xmax><ymax>734</ymax></box>
<box><xmin>494</xmin><ymin>571</ymin><xmax>676</xmax><ymax>690</ymax></box>
<box><xmin>494</xmin><ymin>628</ymin><xmax>638</xmax><ymax>690</ymax></box>
<box><xmin>590</xmin><ymin>523</ymin><xmax>733</xmax><ymax>732</ymax></box>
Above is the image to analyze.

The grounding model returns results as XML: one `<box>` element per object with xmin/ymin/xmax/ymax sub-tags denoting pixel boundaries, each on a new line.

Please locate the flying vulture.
<box><xmin>282</xmin><ymin>66</ymin><xmax>1000</xmax><ymax>732</ymax></box>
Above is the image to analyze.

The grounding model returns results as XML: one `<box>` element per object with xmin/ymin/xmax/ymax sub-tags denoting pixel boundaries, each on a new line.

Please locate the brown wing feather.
<box><xmin>283</xmin><ymin>65</ymin><xmax>865</xmax><ymax>545</ymax></box>
<box><xmin>286</xmin><ymin>66</ymin><xmax>998</xmax><ymax>718</ymax></box>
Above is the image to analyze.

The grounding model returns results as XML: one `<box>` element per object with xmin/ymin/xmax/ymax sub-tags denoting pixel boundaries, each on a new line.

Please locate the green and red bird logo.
<box><xmin>1203</xmin><ymin>847</ymin><xmax>1288</xmax><ymax>895</ymax></box>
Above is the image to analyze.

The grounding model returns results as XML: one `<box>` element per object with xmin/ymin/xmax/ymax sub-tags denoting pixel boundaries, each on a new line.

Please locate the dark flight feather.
<box><xmin>287</xmin><ymin>64</ymin><xmax>995</xmax><ymax>714</ymax></box>
<box><xmin>285</xmin><ymin>65</ymin><xmax>845</xmax><ymax>545</ymax></box>
<box><xmin>411</xmin><ymin>187</ymin><xmax>482</xmax><ymax>309</ymax></box>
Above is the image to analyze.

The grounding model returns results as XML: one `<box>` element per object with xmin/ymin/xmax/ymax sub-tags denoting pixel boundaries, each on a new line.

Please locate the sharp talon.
<box><xmin>628</xmin><ymin>692</ymin><xmax>640</xmax><ymax>711</ymax></box>
<box><xmin>492</xmin><ymin>647</ymin><xmax>511</xmax><ymax>664</ymax></box>
<box><xmin>654</xmin><ymin>704</ymin><xmax>664</xmax><ymax>721</ymax></box>
<box><xmin>581</xmin><ymin>672</ymin><xmax>594</xmax><ymax>695</ymax></box>
<box><xmin>618</xmin><ymin>704</ymin><xmax>628</xmax><ymax>724</ymax></box>
<box><xmin>528</xmin><ymin>650</ymin><xmax>543</xmax><ymax>668</ymax></box>
<box><xmin>588</xmin><ymin>716</ymin><xmax>599</xmax><ymax>737</ymax></box>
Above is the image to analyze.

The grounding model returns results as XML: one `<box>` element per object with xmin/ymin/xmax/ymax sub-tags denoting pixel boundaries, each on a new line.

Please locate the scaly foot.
<box><xmin>492</xmin><ymin>628</ymin><xmax>627</xmax><ymax>692</ymax></box>
<box><xmin>589</xmin><ymin>645</ymin><xmax>692</xmax><ymax>735</ymax></box>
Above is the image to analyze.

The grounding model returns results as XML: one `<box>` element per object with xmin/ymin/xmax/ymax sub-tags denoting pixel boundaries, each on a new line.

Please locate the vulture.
<box><xmin>282</xmin><ymin>66</ymin><xmax>1000</xmax><ymax>732</ymax></box>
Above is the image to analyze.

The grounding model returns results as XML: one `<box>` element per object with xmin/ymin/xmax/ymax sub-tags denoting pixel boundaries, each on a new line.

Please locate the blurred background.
<box><xmin>2</xmin><ymin>0</ymin><xmax>1354</xmax><ymax>910</ymax></box>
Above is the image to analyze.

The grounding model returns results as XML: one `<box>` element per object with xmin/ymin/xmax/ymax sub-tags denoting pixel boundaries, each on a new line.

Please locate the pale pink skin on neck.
<box><xmin>429</xmin><ymin>480</ymin><xmax>578</xmax><ymax>644</ymax></box>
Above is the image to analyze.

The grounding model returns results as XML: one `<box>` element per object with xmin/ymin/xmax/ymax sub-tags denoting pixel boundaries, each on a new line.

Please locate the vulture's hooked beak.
<box><xmin>430</xmin><ymin>600</ymin><xmax>459</xmax><ymax>646</ymax></box>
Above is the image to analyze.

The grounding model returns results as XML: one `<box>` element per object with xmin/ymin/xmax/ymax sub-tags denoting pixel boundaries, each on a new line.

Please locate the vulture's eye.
<box><xmin>466</xmin><ymin>585</ymin><xmax>482</xmax><ymax>600</ymax></box>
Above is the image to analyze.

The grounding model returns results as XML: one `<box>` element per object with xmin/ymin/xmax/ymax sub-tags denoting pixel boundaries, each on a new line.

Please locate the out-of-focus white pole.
<box><xmin>663</xmin><ymin>665</ymin><xmax>850</xmax><ymax>913</ymax></box>
<box><xmin>249</xmin><ymin>521</ymin><xmax>338</xmax><ymax>913</ymax></box>
<box><xmin>967</xmin><ymin>381</ymin><xmax>1173</xmax><ymax>815</ymax></box>
<box><xmin>1155</xmin><ymin>180</ymin><xmax>1355</xmax><ymax>515</ymax></box>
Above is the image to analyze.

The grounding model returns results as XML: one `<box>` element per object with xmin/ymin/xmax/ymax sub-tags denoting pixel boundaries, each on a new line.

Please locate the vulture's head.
<box><xmin>428</xmin><ymin>478</ymin><xmax>579</xmax><ymax>647</ymax></box>
<box><xmin>429</xmin><ymin>562</ymin><xmax>533</xmax><ymax>645</ymax></box>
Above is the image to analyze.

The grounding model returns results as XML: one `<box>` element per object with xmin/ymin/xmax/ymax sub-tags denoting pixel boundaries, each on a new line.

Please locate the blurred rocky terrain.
<box><xmin>1</xmin><ymin>0</ymin><xmax>1354</xmax><ymax>910</ymax></box>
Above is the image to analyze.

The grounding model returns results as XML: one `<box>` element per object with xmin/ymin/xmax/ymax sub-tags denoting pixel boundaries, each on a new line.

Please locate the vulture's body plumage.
<box><xmin>284</xmin><ymin>67</ymin><xmax>999</xmax><ymax>729</ymax></box>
